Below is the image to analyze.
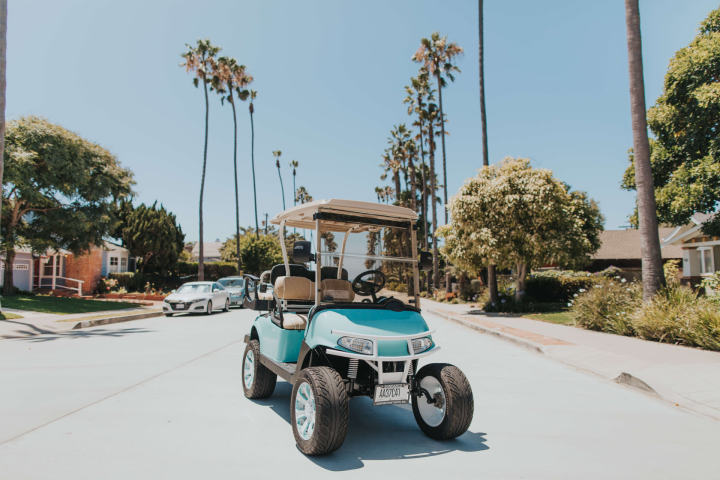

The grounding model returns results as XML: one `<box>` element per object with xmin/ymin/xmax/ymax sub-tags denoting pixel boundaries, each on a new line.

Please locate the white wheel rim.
<box><xmin>244</xmin><ymin>350</ymin><xmax>254</xmax><ymax>389</ymax></box>
<box><xmin>417</xmin><ymin>376</ymin><xmax>446</xmax><ymax>427</ymax></box>
<box><xmin>294</xmin><ymin>382</ymin><xmax>316</xmax><ymax>441</ymax></box>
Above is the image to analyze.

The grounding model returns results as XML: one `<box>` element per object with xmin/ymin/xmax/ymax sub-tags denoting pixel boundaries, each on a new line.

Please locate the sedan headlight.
<box><xmin>190</xmin><ymin>298</ymin><xmax>207</xmax><ymax>304</ymax></box>
<box><xmin>163</xmin><ymin>298</ymin><xmax>170</xmax><ymax>303</ymax></box>
<box><xmin>338</xmin><ymin>337</ymin><xmax>373</xmax><ymax>355</ymax></box>
<box><xmin>411</xmin><ymin>337</ymin><xmax>433</xmax><ymax>354</ymax></box>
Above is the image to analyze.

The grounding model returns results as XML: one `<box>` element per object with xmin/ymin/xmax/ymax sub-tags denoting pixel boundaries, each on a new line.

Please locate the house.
<box><xmin>0</xmin><ymin>241</ymin><xmax>135</xmax><ymax>294</ymax></box>
<box><xmin>661</xmin><ymin>213</ymin><xmax>718</xmax><ymax>286</ymax></box>
<box><xmin>587</xmin><ymin>228</ymin><xmax>683</xmax><ymax>280</ymax></box>
<box><xmin>191</xmin><ymin>240</ymin><xmax>223</xmax><ymax>263</ymax></box>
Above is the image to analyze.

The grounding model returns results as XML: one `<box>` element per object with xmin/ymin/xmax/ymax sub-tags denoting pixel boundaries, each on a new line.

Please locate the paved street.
<box><xmin>1</xmin><ymin>308</ymin><xmax>718</xmax><ymax>479</ymax></box>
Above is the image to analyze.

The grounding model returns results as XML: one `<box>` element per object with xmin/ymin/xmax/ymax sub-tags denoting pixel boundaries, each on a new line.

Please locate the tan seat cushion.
<box><xmin>321</xmin><ymin>279</ymin><xmax>355</xmax><ymax>303</ymax></box>
<box><xmin>281</xmin><ymin>313</ymin><xmax>308</xmax><ymax>330</ymax></box>
<box><xmin>274</xmin><ymin>276</ymin><xmax>315</xmax><ymax>301</ymax></box>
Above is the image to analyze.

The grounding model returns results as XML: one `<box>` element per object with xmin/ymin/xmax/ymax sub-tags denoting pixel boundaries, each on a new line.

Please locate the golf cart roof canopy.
<box><xmin>270</xmin><ymin>199</ymin><xmax>418</xmax><ymax>232</ymax></box>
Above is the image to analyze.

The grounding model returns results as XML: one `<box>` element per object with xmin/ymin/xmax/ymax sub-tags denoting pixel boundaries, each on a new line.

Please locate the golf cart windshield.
<box><xmin>270</xmin><ymin>199</ymin><xmax>422</xmax><ymax>309</ymax></box>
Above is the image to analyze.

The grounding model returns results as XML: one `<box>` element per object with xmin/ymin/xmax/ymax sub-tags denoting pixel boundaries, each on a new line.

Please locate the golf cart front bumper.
<box><xmin>325</xmin><ymin>330</ymin><xmax>440</xmax><ymax>385</ymax></box>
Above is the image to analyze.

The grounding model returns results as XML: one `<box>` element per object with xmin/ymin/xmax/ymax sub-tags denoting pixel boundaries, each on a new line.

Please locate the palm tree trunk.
<box><xmin>418</xmin><ymin>117</ymin><xmax>428</xmax><ymax>250</ymax></box>
<box><xmin>250</xmin><ymin>105</ymin><xmax>259</xmax><ymax>239</ymax></box>
<box><xmin>428</xmin><ymin>125</ymin><xmax>440</xmax><ymax>292</ymax></box>
<box><xmin>0</xmin><ymin>0</ymin><xmax>6</xmax><ymax>241</ymax></box>
<box><xmin>625</xmin><ymin>0</ymin><xmax>665</xmax><ymax>300</ymax></box>
<box><xmin>198</xmin><ymin>71</ymin><xmax>210</xmax><ymax>282</ymax></box>
<box><xmin>408</xmin><ymin>156</ymin><xmax>417</xmax><ymax>213</ymax></box>
<box><xmin>230</xmin><ymin>94</ymin><xmax>241</xmax><ymax>275</ymax></box>
<box><xmin>479</xmin><ymin>0</ymin><xmax>498</xmax><ymax>303</ymax></box>
<box><xmin>277</xmin><ymin>164</ymin><xmax>286</xmax><ymax>210</ymax></box>
<box><xmin>436</xmin><ymin>76</ymin><xmax>453</xmax><ymax>294</ymax></box>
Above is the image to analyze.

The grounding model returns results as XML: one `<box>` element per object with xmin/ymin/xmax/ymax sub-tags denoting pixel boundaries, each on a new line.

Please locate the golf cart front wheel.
<box><xmin>242</xmin><ymin>340</ymin><xmax>277</xmax><ymax>399</ymax></box>
<box><xmin>412</xmin><ymin>363</ymin><xmax>474</xmax><ymax>440</ymax></box>
<box><xmin>291</xmin><ymin>367</ymin><xmax>349</xmax><ymax>456</ymax></box>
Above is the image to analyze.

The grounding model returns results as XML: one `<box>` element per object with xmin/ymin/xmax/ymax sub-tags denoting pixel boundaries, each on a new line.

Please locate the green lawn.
<box><xmin>0</xmin><ymin>312</ymin><xmax>24</xmax><ymax>320</ymax></box>
<box><xmin>1</xmin><ymin>295</ymin><xmax>138</xmax><ymax>315</ymax></box>
<box><xmin>522</xmin><ymin>310</ymin><xmax>575</xmax><ymax>325</ymax></box>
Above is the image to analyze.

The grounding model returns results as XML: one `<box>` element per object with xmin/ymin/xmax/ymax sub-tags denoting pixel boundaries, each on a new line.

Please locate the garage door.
<box><xmin>0</xmin><ymin>262</ymin><xmax>32</xmax><ymax>291</ymax></box>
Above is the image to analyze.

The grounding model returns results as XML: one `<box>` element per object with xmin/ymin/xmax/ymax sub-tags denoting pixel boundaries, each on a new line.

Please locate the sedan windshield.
<box><xmin>177</xmin><ymin>284</ymin><xmax>210</xmax><ymax>293</ymax></box>
<box><xmin>218</xmin><ymin>279</ymin><xmax>243</xmax><ymax>287</ymax></box>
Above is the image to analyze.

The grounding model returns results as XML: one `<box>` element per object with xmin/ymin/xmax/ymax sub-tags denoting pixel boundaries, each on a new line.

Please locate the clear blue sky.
<box><xmin>8</xmin><ymin>0</ymin><xmax>719</xmax><ymax>242</ymax></box>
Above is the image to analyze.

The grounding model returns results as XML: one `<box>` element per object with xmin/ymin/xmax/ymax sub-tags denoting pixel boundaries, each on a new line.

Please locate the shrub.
<box><xmin>570</xmin><ymin>278</ymin><xmax>641</xmax><ymax>336</ymax></box>
<box><xmin>445</xmin><ymin>292</ymin><xmax>456</xmax><ymax>301</ymax></box>
<box><xmin>525</xmin><ymin>272</ymin><xmax>596</xmax><ymax>303</ymax></box>
<box><xmin>632</xmin><ymin>286</ymin><xmax>720</xmax><ymax>351</ymax></box>
<box><xmin>170</xmin><ymin>262</ymin><xmax>238</xmax><ymax>281</ymax></box>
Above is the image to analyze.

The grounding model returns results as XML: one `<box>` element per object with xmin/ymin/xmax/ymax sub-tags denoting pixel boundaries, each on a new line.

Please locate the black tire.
<box><xmin>205</xmin><ymin>301</ymin><xmax>213</xmax><ymax>315</ymax></box>
<box><xmin>223</xmin><ymin>298</ymin><xmax>229</xmax><ymax>312</ymax></box>
<box><xmin>164</xmin><ymin>313</ymin><xmax>174</xmax><ymax>317</ymax></box>
<box><xmin>291</xmin><ymin>367</ymin><xmax>349</xmax><ymax>456</ymax></box>
<box><xmin>242</xmin><ymin>340</ymin><xmax>277</xmax><ymax>399</ymax></box>
<box><xmin>412</xmin><ymin>363</ymin><xmax>474</xmax><ymax>440</ymax></box>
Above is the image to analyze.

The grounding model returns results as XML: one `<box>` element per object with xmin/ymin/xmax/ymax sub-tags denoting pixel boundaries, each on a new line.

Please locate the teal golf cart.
<box><xmin>241</xmin><ymin>199</ymin><xmax>474</xmax><ymax>456</ymax></box>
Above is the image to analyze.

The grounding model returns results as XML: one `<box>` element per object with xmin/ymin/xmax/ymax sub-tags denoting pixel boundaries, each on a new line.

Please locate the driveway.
<box><xmin>0</xmin><ymin>308</ymin><xmax>717</xmax><ymax>478</ymax></box>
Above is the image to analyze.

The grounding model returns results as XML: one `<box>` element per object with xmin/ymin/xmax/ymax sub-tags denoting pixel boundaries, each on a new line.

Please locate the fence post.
<box><xmin>52</xmin><ymin>255</ymin><xmax>56</xmax><ymax>291</ymax></box>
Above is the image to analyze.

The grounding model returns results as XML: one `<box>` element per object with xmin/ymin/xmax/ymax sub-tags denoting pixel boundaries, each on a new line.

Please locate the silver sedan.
<box><xmin>163</xmin><ymin>281</ymin><xmax>230</xmax><ymax>317</ymax></box>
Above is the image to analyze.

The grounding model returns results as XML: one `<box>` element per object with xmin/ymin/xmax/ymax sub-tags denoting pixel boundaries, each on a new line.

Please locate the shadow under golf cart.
<box><xmin>251</xmin><ymin>382</ymin><xmax>489</xmax><ymax>471</ymax></box>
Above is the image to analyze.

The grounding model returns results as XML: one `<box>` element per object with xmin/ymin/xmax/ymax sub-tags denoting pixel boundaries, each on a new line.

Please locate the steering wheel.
<box><xmin>351</xmin><ymin>270</ymin><xmax>386</xmax><ymax>303</ymax></box>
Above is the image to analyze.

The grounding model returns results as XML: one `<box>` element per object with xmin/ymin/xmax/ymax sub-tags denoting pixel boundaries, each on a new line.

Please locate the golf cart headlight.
<box><xmin>190</xmin><ymin>298</ymin><xmax>207</xmax><ymax>304</ymax></box>
<box><xmin>411</xmin><ymin>337</ymin><xmax>433</xmax><ymax>354</ymax></box>
<box><xmin>338</xmin><ymin>337</ymin><xmax>373</xmax><ymax>355</ymax></box>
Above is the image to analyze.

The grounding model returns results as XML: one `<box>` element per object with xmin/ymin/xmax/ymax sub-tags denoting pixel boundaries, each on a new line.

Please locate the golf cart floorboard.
<box><xmin>258</xmin><ymin>353</ymin><xmax>296</xmax><ymax>382</ymax></box>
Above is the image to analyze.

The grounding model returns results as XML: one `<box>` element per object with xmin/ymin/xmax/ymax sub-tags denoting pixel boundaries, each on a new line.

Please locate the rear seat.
<box><xmin>274</xmin><ymin>276</ymin><xmax>315</xmax><ymax>301</ymax></box>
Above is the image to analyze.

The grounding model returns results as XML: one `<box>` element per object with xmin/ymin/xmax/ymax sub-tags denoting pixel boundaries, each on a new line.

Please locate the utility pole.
<box><xmin>264</xmin><ymin>213</ymin><xmax>268</xmax><ymax>236</ymax></box>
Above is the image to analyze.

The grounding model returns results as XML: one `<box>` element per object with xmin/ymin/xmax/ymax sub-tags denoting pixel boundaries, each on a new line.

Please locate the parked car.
<box><xmin>218</xmin><ymin>276</ymin><xmax>245</xmax><ymax>308</ymax></box>
<box><xmin>163</xmin><ymin>281</ymin><xmax>230</xmax><ymax>317</ymax></box>
<box><xmin>240</xmin><ymin>199</ymin><xmax>474</xmax><ymax>456</ymax></box>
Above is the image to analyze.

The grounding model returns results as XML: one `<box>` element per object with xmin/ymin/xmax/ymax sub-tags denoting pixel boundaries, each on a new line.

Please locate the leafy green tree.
<box><xmin>213</xmin><ymin>56</ymin><xmax>253</xmax><ymax>274</ymax></box>
<box><xmin>0</xmin><ymin>0</ymin><xmax>6</xmax><ymax>230</ymax></box>
<box><xmin>437</xmin><ymin>157</ymin><xmax>603</xmax><ymax>301</ymax></box>
<box><xmin>180</xmin><ymin>38</ymin><xmax>222</xmax><ymax>281</ymax></box>
<box><xmin>237</xmin><ymin>234</ymin><xmax>283</xmax><ymax>276</ymax></box>
<box><xmin>623</xmin><ymin>7</ymin><xmax>720</xmax><ymax>239</ymax></box>
<box><xmin>122</xmin><ymin>202</ymin><xmax>185</xmax><ymax>273</ymax></box>
<box><xmin>1</xmin><ymin>116</ymin><xmax>135</xmax><ymax>294</ymax></box>
<box><xmin>249</xmin><ymin>90</ymin><xmax>259</xmax><ymax>239</ymax></box>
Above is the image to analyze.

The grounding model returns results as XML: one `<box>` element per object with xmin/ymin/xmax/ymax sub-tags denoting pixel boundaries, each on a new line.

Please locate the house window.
<box><xmin>109</xmin><ymin>256</ymin><xmax>119</xmax><ymax>273</ymax></box>
<box><xmin>120</xmin><ymin>257</ymin><xmax>127</xmax><ymax>272</ymax></box>
<box><xmin>698</xmin><ymin>248</ymin><xmax>714</xmax><ymax>275</ymax></box>
<box><xmin>42</xmin><ymin>257</ymin><xmax>60</xmax><ymax>276</ymax></box>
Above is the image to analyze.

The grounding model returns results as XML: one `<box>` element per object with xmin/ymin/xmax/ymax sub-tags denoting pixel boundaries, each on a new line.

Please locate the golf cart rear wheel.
<box><xmin>242</xmin><ymin>340</ymin><xmax>277</xmax><ymax>399</ymax></box>
<box><xmin>291</xmin><ymin>367</ymin><xmax>349</xmax><ymax>456</ymax></box>
<box><xmin>412</xmin><ymin>363</ymin><xmax>474</xmax><ymax>440</ymax></box>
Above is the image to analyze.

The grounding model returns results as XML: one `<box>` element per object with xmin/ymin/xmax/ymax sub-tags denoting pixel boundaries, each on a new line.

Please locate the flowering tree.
<box><xmin>436</xmin><ymin>157</ymin><xmax>603</xmax><ymax>301</ymax></box>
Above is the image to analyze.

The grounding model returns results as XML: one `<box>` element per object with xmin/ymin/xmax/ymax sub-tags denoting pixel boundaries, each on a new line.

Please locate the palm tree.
<box><xmin>422</xmin><ymin>101</ymin><xmax>442</xmax><ymax>290</ymax></box>
<box><xmin>0</xmin><ymin>0</ymin><xmax>6</xmax><ymax>237</ymax></box>
<box><xmin>213</xmin><ymin>56</ymin><xmax>253</xmax><ymax>275</ymax></box>
<box><xmin>249</xmin><ymin>90</ymin><xmax>259</xmax><ymax>239</ymax></box>
<box><xmin>412</xmin><ymin>32</ymin><xmax>463</xmax><ymax>225</ymax></box>
<box><xmin>181</xmin><ymin>38</ymin><xmax>222</xmax><ymax>281</ymax></box>
<box><xmin>273</xmin><ymin>150</ymin><xmax>286</xmax><ymax>210</ymax></box>
<box><xmin>478</xmin><ymin>0</ymin><xmax>498</xmax><ymax>303</ymax></box>
<box><xmin>625</xmin><ymin>0</ymin><xmax>665</xmax><ymax>300</ymax></box>
<box><xmin>289</xmin><ymin>160</ymin><xmax>299</xmax><ymax>234</ymax></box>
<box><xmin>296</xmin><ymin>186</ymin><xmax>313</xmax><ymax>204</ymax></box>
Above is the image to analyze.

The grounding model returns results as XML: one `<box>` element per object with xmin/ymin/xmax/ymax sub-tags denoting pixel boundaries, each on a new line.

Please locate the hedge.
<box><xmin>524</xmin><ymin>267</ymin><xmax>622</xmax><ymax>303</ymax></box>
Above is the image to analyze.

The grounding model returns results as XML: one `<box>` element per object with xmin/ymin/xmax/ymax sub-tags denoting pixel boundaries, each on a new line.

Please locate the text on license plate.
<box><xmin>373</xmin><ymin>383</ymin><xmax>409</xmax><ymax>406</ymax></box>
<box><xmin>175</xmin><ymin>304</ymin><xmax>185</xmax><ymax>309</ymax></box>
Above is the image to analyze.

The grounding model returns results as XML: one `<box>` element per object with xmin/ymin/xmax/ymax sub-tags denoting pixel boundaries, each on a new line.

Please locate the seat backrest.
<box><xmin>275</xmin><ymin>276</ymin><xmax>315</xmax><ymax>301</ymax></box>
<box><xmin>320</xmin><ymin>266</ymin><xmax>349</xmax><ymax>281</ymax></box>
<box><xmin>320</xmin><ymin>279</ymin><xmax>355</xmax><ymax>303</ymax></box>
<box><xmin>270</xmin><ymin>264</ymin><xmax>315</xmax><ymax>287</ymax></box>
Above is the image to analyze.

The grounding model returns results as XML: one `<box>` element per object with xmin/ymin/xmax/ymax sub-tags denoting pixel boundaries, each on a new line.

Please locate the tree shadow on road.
<box><xmin>252</xmin><ymin>382</ymin><xmax>489</xmax><ymax>471</ymax></box>
<box><xmin>5</xmin><ymin>326</ymin><xmax>154</xmax><ymax>343</ymax></box>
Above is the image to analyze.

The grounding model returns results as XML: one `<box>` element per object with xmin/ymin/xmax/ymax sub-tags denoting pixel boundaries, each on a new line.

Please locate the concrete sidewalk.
<box><xmin>0</xmin><ymin>304</ymin><xmax>162</xmax><ymax>339</ymax></box>
<box><xmin>424</xmin><ymin>301</ymin><xmax>720</xmax><ymax>421</ymax></box>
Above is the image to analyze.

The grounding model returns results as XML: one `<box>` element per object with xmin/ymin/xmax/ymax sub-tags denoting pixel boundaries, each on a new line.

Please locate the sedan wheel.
<box><xmin>223</xmin><ymin>298</ymin><xmax>229</xmax><ymax>312</ymax></box>
<box><xmin>205</xmin><ymin>301</ymin><xmax>213</xmax><ymax>315</ymax></box>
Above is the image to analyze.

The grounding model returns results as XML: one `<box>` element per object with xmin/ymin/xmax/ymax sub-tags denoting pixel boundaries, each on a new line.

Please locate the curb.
<box><xmin>72</xmin><ymin>311</ymin><xmax>164</xmax><ymax>330</ymax></box>
<box><xmin>428</xmin><ymin>309</ymin><xmax>548</xmax><ymax>354</ymax></box>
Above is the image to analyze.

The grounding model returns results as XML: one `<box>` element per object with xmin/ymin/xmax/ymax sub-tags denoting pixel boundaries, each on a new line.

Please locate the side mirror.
<box><xmin>419</xmin><ymin>251</ymin><xmax>433</xmax><ymax>272</ymax></box>
<box><xmin>212</xmin><ymin>288</ymin><xmax>219</xmax><ymax>292</ymax></box>
<box><xmin>259</xmin><ymin>284</ymin><xmax>268</xmax><ymax>293</ymax></box>
<box><xmin>292</xmin><ymin>241</ymin><xmax>315</xmax><ymax>263</ymax></box>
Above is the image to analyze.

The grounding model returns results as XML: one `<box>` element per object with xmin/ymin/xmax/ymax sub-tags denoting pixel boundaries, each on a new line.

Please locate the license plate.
<box><xmin>373</xmin><ymin>383</ymin><xmax>409</xmax><ymax>406</ymax></box>
<box><xmin>174</xmin><ymin>304</ymin><xmax>185</xmax><ymax>309</ymax></box>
